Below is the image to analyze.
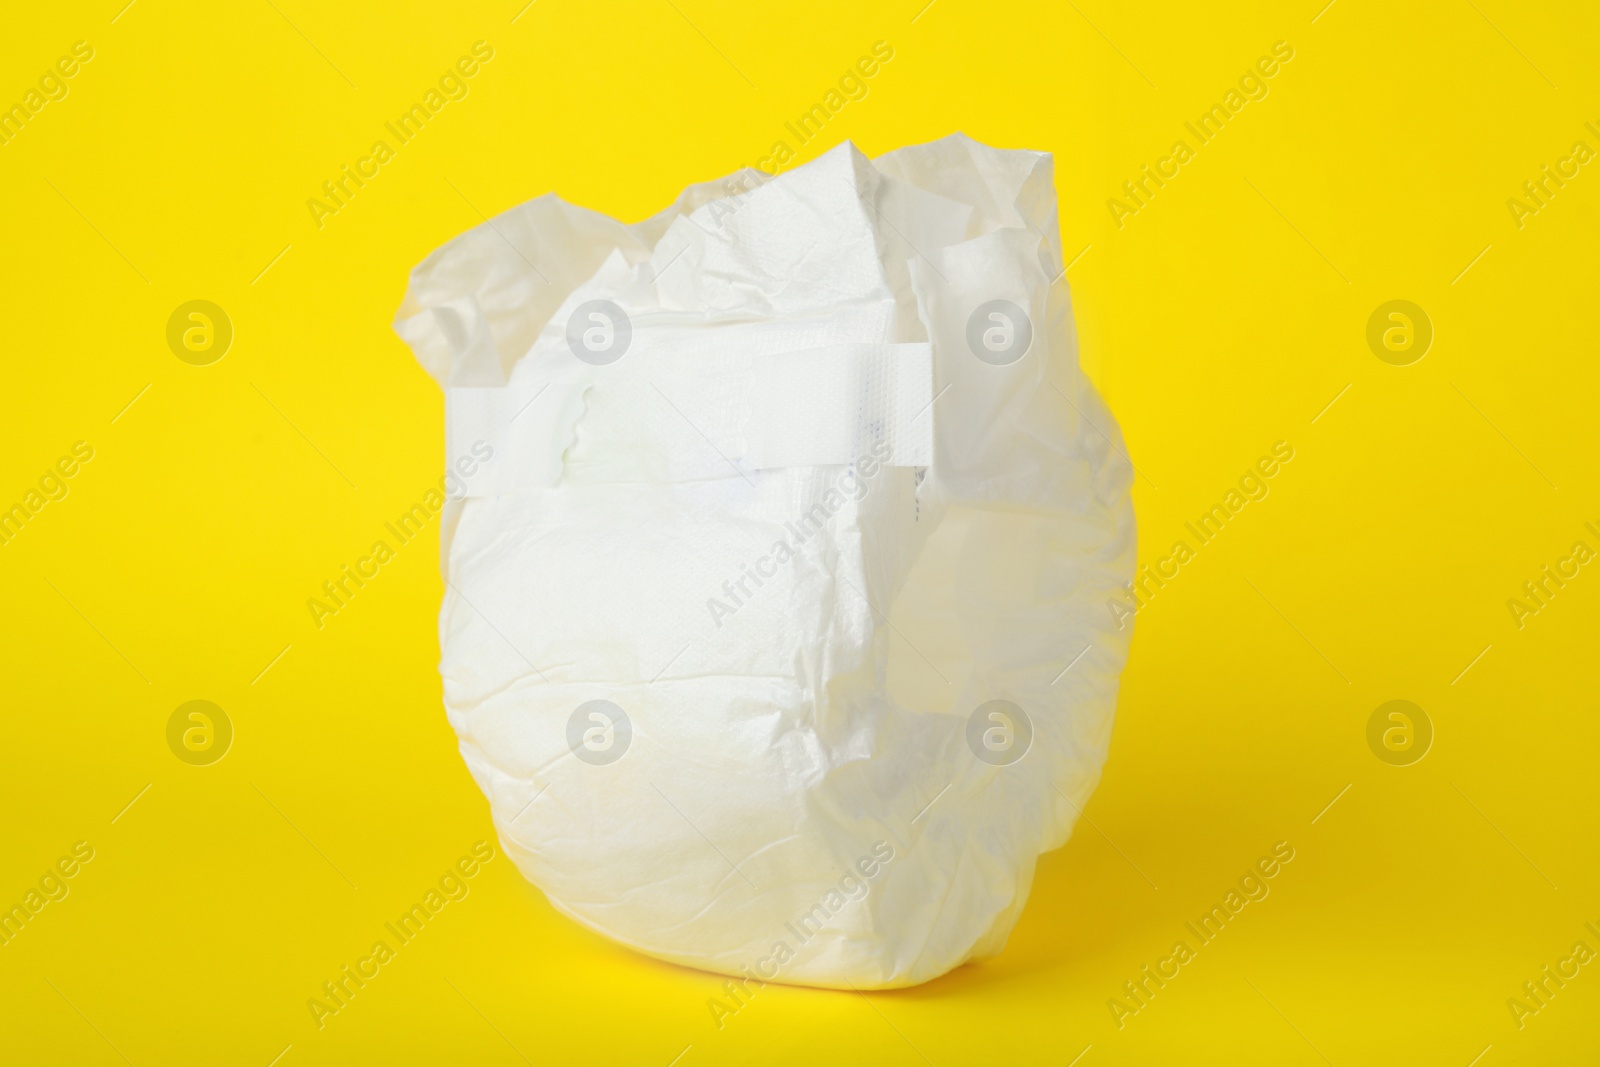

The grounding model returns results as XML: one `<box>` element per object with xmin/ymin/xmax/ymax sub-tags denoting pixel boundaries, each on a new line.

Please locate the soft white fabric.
<box><xmin>394</xmin><ymin>133</ymin><xmax>1136</xmax><ymax>989</ymax></box>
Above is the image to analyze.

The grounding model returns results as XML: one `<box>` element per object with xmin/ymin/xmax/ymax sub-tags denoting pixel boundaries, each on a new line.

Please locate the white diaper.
<box><xmin>393</xmin><ymin>133</ymin><xmax>1136</xmax><ymax>988</ymax></box>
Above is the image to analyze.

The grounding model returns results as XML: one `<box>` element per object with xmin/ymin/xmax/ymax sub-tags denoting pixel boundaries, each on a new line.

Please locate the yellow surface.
<box><xmin>2</xmin><ymin>1</ymin><xmax>1597</xmax><ymax>1063</ymax></box>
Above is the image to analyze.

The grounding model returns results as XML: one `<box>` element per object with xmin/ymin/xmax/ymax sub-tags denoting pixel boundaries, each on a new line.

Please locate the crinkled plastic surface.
<box><xmin>393</xmin><ymin>134</ymin><xmax>1136</xmax><ymax>989</ymax></box>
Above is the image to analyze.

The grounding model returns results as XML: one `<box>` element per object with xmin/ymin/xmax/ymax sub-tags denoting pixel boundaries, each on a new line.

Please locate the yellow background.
<box><xmin>2</xmin><ymin>0</ymin><xmax>1597</xmax><ymax>1063</ymax></box>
